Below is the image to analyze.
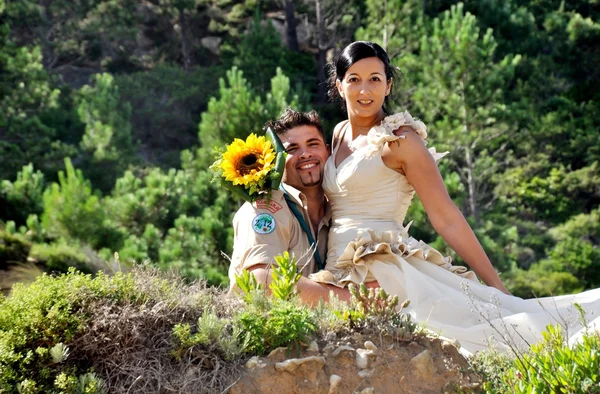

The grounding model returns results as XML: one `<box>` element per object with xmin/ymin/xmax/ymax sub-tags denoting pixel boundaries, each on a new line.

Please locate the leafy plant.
<box><xmin>269</xmin><ymin>251</ymin><xmax>301</xmax><ymax>301</ymax></box>
<box><xmin>236</xmin><ymin>300</ymin><xmax>316</xmax><ymax>356</ymax></box>
<box><xmin>505</xmin><ymin>324</ymin><xmax>600</xmax><ymax>393</ymax></box>
<box><xmin>171</xmin><ymin>308</ymin><xmax>239</xmax><ymax>360</ymax></box>
<box><xmin>234</xmin><ymin>268</ymin><xmax>263</xmax><ymax>304</ymax></box>
<box><xmin>0</xmin><ymin>269</ymin><xmax>134</xmax><ymax>392</ymax></box>
<box><xmin>336</xmin><ymin>283</ymin><xmax>415</xmax><ymax>337</ymax></box>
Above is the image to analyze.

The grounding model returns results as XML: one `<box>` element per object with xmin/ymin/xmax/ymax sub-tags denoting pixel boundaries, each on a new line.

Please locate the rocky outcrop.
<box><xmin>230</xmin><ymin>334</ymin><xmax>482</xmax><ymax>394</ymax></box>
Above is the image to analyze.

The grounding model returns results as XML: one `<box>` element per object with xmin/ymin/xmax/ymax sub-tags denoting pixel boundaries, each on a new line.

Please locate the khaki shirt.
<box><xmin>228</xmin><ymin>184</ymin><xmax>330</xmax><ymax>289</ymax></box>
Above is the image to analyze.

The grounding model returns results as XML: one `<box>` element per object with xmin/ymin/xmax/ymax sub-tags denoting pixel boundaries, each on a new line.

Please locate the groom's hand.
<box><xmin>364</xmin><ymin>281</ymin><xmax>380</xmax><ymax>289</ymax></box>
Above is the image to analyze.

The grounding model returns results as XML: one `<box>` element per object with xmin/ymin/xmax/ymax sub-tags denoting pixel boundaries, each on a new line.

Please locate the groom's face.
<box><xmin>280</xmin><ymin>125</ymin><xmax>330</xmax><ymax>191</ymax></box>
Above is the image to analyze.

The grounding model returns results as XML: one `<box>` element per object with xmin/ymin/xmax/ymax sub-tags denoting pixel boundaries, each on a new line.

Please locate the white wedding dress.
<box><xmin>310</xmin><ymin>112</ymin><xmax>600</xmax><ymax>354</ymax></box>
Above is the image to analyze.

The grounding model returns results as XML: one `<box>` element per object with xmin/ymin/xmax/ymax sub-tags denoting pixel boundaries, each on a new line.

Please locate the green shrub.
<box><xmin>0</xmin><ymin>269</ymin><xmax>140</xmax><ymax>392</ymax></box>
<box><xmin>172</xmin><ymin>308</ymin><xmax>243</xmax><ymax>362</ymax></box>
<box><xmin>475</xmin><ymin>321</ymin><xmax>600</xmax><ymax>393</ymax></box>
<box><xmin>336</xmin><ymin>284</ymin><xmax>415</xmax><ymax>337</ymax></box>
<box><xmin>0</xmin><ymin>164</ymin><xmax>45</xmax><ymax>226</ymax></box>
<box><xmin>236</xmin><ymin>300</ymin><xmax>317</xmax><ymax>356</ymax></box>
<box><xmin>507</xmin><ymin>324</ymin><xmax>600</xmax><ymax>393</ymax></box>
<box><xmin>0</xmin><ymin>228</ymin><xmax>31</xmax><ymax>269</ymax></box>
<box><xmin>41</xmin><ymin>158</ymin><xmax>123</xmax><ymax>251</ymax></box>
<box><xmin>30</xmin><ymin>242</ymin><xmax>92</xmax><ymax>274</ymax></box>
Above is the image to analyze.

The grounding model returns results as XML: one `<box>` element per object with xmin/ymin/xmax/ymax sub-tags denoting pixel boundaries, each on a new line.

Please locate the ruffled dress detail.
<box><xmin>310</xmin><ymin>111</ymin><xmax>600</xmax><ymax>355</ymax></box>
<box><xmin>310</xmin><ymin>111</ymin><xmax>470</xmax><ymax>287</ymax></box>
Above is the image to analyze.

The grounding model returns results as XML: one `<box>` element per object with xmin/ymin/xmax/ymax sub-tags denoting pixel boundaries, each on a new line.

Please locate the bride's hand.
<box><xmin>392</xmin><ymin>126</ymin><xmax>415</xmax><ymax>137</ymax></box>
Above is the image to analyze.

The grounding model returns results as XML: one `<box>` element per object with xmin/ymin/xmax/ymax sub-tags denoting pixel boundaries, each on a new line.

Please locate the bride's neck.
<box><xmin>348</xmin><ymin>110</ymin><xmax>387</xmax><ymax>139</ymax></box>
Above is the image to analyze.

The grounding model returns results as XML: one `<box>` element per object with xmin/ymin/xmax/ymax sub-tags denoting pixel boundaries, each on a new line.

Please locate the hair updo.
<box><xmin>327</xmin><ymin>41</ymin><xmax>401</xmax><ymax>113</ymax></box>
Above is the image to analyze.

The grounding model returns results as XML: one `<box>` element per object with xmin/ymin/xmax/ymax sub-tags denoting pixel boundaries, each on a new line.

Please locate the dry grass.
<box><xmin>68</xmin><ymin>267</ymin><xmax>244</xmax><ymax>394</ymax></box>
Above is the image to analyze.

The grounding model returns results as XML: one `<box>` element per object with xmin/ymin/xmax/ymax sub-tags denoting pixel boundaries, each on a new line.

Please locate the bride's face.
<box><xmin>279</xmin><ymin>125</ymin><xmax>330</xmax><ymax>190</ymax></box>
<box><xmin>336</xmin><ymin>57</ymin><xmax>392</xmax><ymax>120</ymax></box>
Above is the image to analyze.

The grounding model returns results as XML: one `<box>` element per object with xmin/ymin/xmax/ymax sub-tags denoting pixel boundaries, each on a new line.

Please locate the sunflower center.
<box><xmin>236</xmin><ymin>153</ymin><xmax>262</xmax><ymax>175</ymax></box>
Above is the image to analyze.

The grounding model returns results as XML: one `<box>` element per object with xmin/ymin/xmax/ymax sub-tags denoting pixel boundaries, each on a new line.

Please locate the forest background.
<box><xmin>0</xmin><ymin>0</ymin><xmax>598</xmax><ymax>298</ymax></box>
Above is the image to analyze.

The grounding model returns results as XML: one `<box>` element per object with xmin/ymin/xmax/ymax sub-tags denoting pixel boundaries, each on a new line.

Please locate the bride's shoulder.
<box><xmin>380</xmin><ymin>111</ymin><xmax>428</xmax><ymax>141</ymax></box>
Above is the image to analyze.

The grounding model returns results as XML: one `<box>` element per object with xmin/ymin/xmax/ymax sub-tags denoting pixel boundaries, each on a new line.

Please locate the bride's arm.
<box><xmin>381</xmin><ymin>131</ymin><xmax>511</xmax><ymax>295</ymax></box>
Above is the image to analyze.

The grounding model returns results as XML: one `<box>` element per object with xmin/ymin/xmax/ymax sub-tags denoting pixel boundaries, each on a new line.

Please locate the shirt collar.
<box><xmin>280</xmin><ymin>183</ymin><xmax>306</xmax><ymax>207</ymax></box>
<box><xmin>281</xmin><ymin>183</ymin><xmax>331</xmax><ymax>224</ymax></box>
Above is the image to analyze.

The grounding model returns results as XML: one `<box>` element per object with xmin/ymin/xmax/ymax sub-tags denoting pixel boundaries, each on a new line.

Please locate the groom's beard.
<box><xmin>299</xmin><ymin>170</ymin><xmax>323</xmax><ymax>188</ymax></box>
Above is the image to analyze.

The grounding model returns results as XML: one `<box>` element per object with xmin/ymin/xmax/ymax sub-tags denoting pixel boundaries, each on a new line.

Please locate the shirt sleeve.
<box><xmin>228</xmin><ymin>201</ymin><xmax>297</xmax><ymax>285</ymax></box>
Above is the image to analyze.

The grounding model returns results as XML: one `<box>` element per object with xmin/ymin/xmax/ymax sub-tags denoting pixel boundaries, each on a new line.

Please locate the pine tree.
<box><xmin>401</xmin><ymin>3</ymin><xmax>520</xmax><ymax>225</ymax></box>
<box><xmin>76</xmin><ymin>73</ymin><xmax>138</xmax><ymax>192</ymax></box>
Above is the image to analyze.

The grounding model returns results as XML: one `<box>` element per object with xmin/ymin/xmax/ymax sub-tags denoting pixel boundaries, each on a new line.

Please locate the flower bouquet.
<box><xmin>210</xmin><ymin>129</ymin><xmax>287</xmax><ymax>202</ymax></box>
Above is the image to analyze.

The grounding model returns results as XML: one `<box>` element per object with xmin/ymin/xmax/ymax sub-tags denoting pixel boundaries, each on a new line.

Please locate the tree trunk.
<box><xmin>382</xmin><ymin>0</ymin><xmax>388</xmax><ymax>51</ymax></box>
<box><xmin>464</xmin><ymin>146</ymin><xmax>480</xmax><ymax>225</ymax></box>
<box><xmin>284</xmin><ymin>0</ymin><xmax>299</xmax><ymax>51</ymax></box>
<box><xmin>179</xmin><ymin>9</ymin><xmax>192</xmax><ymax>72</ymax></box>
<box><xmin>39</xmin><ymin>0</ymin><xmax>56</xmax><ymax>69</ymax></box>
<box><xmin>315</xmin><ymin>0</ymin><xmax>327</xmax><ymax>105</ymax></box>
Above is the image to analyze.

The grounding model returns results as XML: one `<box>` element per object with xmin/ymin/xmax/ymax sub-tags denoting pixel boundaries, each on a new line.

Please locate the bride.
<box><xmin>309</xmin><ymin>41</ymin><xmax>600</xmax><ymax>354</ymax></box>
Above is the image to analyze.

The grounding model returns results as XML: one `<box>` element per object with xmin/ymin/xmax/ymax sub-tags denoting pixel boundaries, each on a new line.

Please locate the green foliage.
<box><xmin>234</xmin><ymin>269</ymin><xmax>262</xmax><ymax>304</ymax></box>
<box><xmin>504</xmin><ymin>265</ymin><xmax>583</xmax><ymax>299</ymax></box>
<box><xmin>0</xmin><ymin>164</ymin><xmax>45</xmax><ymax>226</ymax></box>
<box><xmin>355</xmin><ymin>0</ymin><xmax>425</xmax><ymax>56</ymax></box>
<box><xmin>0</xmin><ymin>11</ymin><xmax>66</xmax><ymax>180</ymax></box>
<box><xmin>106</xmin><ymin>166</ymin><xmax>232</xmax><ymax>285</ymax></box>
<box><xmin>228</xmin><ymin>10</ymin><xmax>286</xmax><ymax>93</ymax></box>
<box><xmin>41</xmin><ymin>158</ymin><xmax>121</xmax><ymax>251</ymax></box>
<box><xmin>29</xmin><ymin>242</ymin><xmax>92</xmax><ymax>274</ymax></box>
<box><xmin>401</xmin><ymin>3</ymin><xmax>520</xmax><ymax>224</ymax></box>
<box><xmin>158</xmin><ymin>214</ymin><xmax>229</xmax><ymax>286</ymax></box>
<box><xmin>171</xmin><ymin>308</ymin><xmax>243</xmax><ymax>361</ymax></box>
<box><xmin>481</xmin><ymin>324</ymin><xmax>600</xmax><ymax>393</ymax></box>
<box><xmin>197</xmin><ymin>66</ymin><xmax>299</xmax><ymax>166</ymax></box>
<box><xmin>336</xmin><ymin>284</ymin><xmax>415</xmax><ymax>337</ymax></box>
<box><xmin>0</xmin><ymin>228</ymin><xmax>32</xmax><ymax>269</ymax></box>
<box><xmin>0</xmin><ymin>270</ymin><xmax>139</xmax><ymax>392</ymax></box>
<box><xmin>113</xmin><ymin>65</ymin><xmax>224</xmax><ymax>167</ymax></box>
<box><xmin>76</xmin><ymin>73</ymin><xmax>138</xmax><ymax>192</ymax></box>
<box><xmin>469</xmin><ymin>348</ymin><xmax>513</xmax><ymax>393</ymax></box>
<box><xmin>269</xmin><ymin>252</ymin><xmax>301</xmax><ymax>301</ymax></box>
<box><xmin>236</xmin><ymin>301</ymin><xmax>317</xmax><ymax>355</ymax></box>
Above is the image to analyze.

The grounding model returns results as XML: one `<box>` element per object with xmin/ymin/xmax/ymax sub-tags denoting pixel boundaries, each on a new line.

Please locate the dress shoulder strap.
<box><xmin>331</xmin><ymin>120</ymin><xmax>350</xmax><ymax>156</ymax></box>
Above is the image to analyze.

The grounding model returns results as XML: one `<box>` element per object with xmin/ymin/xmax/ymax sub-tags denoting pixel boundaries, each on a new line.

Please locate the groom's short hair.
<box><xmin>265</xmin><ymin>107</ymin><xmax>325</xmax><ymax>141</ymax></box>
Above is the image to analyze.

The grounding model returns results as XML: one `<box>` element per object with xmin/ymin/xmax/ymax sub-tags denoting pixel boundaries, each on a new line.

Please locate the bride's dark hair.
<box><xmin>327</xmin><ymin>41</ymin><xmax>401</xmax><ymax>114</ymax></box>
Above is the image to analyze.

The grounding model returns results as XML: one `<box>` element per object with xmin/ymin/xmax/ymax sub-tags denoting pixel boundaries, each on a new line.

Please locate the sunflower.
<box><xmin>219</xmin><ymin>134</ymin><xmax>276</xmax><ymax>189</ymax></box>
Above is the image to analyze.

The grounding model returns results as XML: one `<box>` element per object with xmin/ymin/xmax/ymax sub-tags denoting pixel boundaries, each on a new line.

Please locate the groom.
<box><xmin>228</xmin><ymin>107</ymin><xmax>353</xmax><ymax>305</ymax></box>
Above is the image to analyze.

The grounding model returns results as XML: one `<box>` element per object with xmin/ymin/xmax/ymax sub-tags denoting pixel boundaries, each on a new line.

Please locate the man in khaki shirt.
<box><xmin>229</xmin><ymin>108</ymin><xmax>352</xmax><ymax>305</ymax></box>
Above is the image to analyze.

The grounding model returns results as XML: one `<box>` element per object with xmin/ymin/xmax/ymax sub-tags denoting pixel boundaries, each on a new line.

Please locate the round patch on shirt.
<box><xmin>252</xmin><ymin>213</ymin><xmax>276</xmax><ymax>234</ymax></box>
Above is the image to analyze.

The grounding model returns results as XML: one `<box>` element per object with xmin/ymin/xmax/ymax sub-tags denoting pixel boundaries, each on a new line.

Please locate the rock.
<box><xmin>275</xmin><ymin>356</ymin><xmax>326</xmax><ymax>373</ymax></box>
<box><xmin>322</xmin><ymin>343</ymin><xmax>335</xmax><ymax>357</ymax></box>
<box><xmin>231</xmin><ymin>333</ymin><xmax>480</xmax><ymax>394</ymax></box>
<box><xmin>307</xmin><ymin>340</ymin><xmax>320</xmax><ymax>353</ymax></box>
<box><xmin>332</xmin><ymin>345</ymin><xmax>355</xmax><ymax>357</ymax></box>
<box><xmin>267</xmin><ymin>347</ymin><xmax>289</xmax><ymax>363</ymax></box>
<box><xmin>328</xmin><ymin>374</ymin><xmax>342</xmax><ymax>394</ymax></box>
<box><xmin>410</xmin><ymin>350</ymin><xmax>437</xmax><ymax>379</ymax></box>
<box><xmin>356</xmin><ymin>348</ymin><xmax>376</xmax><ymax>369</ymax></box>
<box><xmin>360</xmin><ymin>388</ymin><xmax>375</xmax><ymax>394</ymax></box>
<box><xmin>408</xmin><ymin>341</ymin><xmax>421</xmax><ymax>349</ymax></box>
<box><xmin>245</xmin><ymin>356</ymin><xmax>266</xmax><ymax>369</ymax></box>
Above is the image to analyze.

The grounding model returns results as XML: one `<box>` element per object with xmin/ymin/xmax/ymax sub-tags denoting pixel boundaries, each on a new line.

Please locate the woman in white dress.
<box><xmin>309</xmin><ymin>41</ymin><xmax>600</xmax><ymax>354</ymax></box>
